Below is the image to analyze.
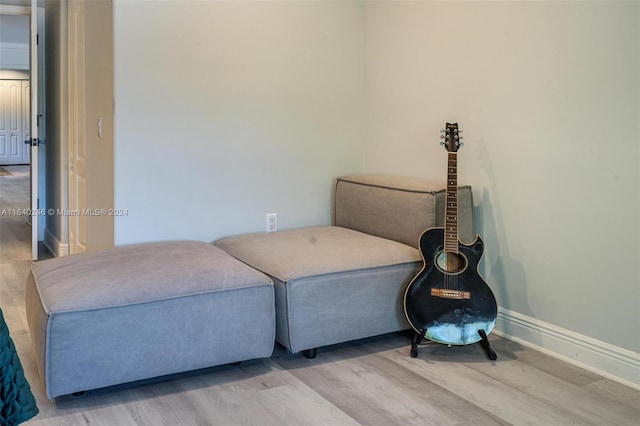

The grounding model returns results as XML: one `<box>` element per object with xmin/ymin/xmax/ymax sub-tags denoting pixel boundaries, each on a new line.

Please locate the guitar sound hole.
<box><xmin>435</xmin><ymin>251</ymin><xmax>467</xmax><ymax>274</ymax></box>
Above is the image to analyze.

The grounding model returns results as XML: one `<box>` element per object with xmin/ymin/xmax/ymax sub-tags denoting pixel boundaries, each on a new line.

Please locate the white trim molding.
<box><xmin>494</xmin><ymin>307</ymin><xmax>640</xmax><ymax>391</ymax></box>
<box><xmin>44</xmin><ymin>228</ymin><xmax>69</xmax><ymax>258</ymax></box>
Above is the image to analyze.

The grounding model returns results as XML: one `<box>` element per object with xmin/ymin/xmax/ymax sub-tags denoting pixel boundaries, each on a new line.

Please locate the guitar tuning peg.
<box><xmin>440</xmin><ymin>134</ymin><xmax>445</xmax><ymax>139</ymax></box>
<box><xmin>440</xmin><ymin>129</ymin><xmax>445</xmax><ymax>134</ymax></box>
<box><xmin>458</xmin><ymin>142</ymin><xmax>464</xmax><ymax>148</ymax></box>
<box><xmin>440</xmin><ymin>140</ymin><xmax>445</xmax><ymax>146</ymax></box>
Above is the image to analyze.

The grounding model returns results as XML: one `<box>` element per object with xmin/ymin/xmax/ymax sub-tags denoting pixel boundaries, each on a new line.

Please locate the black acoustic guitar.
<box><xmin>403</xmin><ymin>122</ymin><xmax>498</xmax><ymax>360</ymax></box>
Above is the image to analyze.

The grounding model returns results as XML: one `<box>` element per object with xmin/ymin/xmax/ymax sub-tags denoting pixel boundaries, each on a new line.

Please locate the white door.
<box><xmin>22</xmin><ymin>80</ymin><xmax>30</xmax><ymax>163</ymax></box>
<box><xmin>29</xmin><ymin>0</ymin><xmax>39</xmax><ymax>260</ymax></box>
<box><xmin>0</xmin><ymin>80</ymin><xmax>24</xmax><ymax>165</ymax></box>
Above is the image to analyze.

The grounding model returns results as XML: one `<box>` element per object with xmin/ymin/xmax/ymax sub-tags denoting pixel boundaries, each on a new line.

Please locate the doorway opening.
<box><xmin>0</xmin><ymin>4</ymin><xmax>48</xmax><ymax>260</ymax></box>
<box><xmin>0</xmin><ymin>15</ymin><xmax>30</xmax><ymax>165</ymax></box>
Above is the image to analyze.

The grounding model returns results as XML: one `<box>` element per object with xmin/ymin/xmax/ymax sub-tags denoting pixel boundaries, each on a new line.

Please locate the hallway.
<box><xmin>0</xmin><ymin>164</ymin><xmax>50</xmax><ymax>335</ymax></box>
<box><xmin>0</xmin><ymin>164</ymin><xmax>32</xmax><ymax>272</ymax></box>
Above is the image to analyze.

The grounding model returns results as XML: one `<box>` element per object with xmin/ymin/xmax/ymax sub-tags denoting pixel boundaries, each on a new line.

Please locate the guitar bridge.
<box><xmin>431</xmin><ymin>288</ymin><xmax>471</xmax><ymax>300</ymax></box>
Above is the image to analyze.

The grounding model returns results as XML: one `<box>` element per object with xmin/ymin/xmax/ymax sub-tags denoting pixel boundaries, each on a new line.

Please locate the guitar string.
<box><xmin>443</xmin><ymin>131</ymin><xmax>458</xmax><ymax>292</ymax></box>
<box><xmin>451</xmin><ymin>150</ymin><xmax>458</xmax><ymax>292</ymax></box>
<box><xmin>450</xmin><ymin>150</ymin><xmax>455</xmax><ymax>292</ymax></box>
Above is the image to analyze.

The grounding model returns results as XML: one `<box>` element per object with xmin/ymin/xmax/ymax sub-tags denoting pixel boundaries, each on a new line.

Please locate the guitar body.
<box><xmin>404</xmin><ymin>228</ymin><xmax>497</xmax><ymax>345</ymax></box>
<box><xmin>404</xmin><ymin>122</ymin><xmax>497</xmax><ymax>355</ymax></box>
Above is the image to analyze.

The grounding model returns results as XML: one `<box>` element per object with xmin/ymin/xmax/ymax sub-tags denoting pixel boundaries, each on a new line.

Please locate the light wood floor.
<box><xmin>1</xmin><ymin>165</ymin><xmax>639</xmax><ymax>425</ymax></box>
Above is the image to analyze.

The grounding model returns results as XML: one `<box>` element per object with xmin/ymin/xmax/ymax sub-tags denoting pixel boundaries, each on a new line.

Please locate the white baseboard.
<box><xmin>43</xmin><ymin>228</ymin><xmax>69</xmax><ymax>257</ymax></box>
<box><xmin>494</xmin><ymin>307</ymin><xmax>640</xmax><ymax>391</ymax></box>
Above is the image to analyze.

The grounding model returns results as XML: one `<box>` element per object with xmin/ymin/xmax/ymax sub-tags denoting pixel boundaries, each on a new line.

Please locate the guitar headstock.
<box><xmin>439</xmin><ymin>122</ymin><xmax>463</xmax><ymax>152</ymax></box>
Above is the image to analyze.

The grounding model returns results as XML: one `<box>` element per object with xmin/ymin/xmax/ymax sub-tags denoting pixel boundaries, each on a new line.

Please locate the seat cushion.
<box><xmin>215</xmin><ymin>226</ymin><xmax>421</xmax><ymax>282</ymax></box>
<box><xmin>31</xmin><ymin>241</ymin><xmax>270</xmax><ymax>313</ymax></box>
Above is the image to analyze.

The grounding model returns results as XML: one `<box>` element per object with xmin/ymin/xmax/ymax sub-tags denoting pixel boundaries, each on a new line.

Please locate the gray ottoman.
<box><xmin>25</xmin><ymin>241</ymin><xmax>275</xmax><ymax>398</ymax></box>
<box><xmin>216</xmin><ymin>174</ymin><xmax>475</xmax><ymax>358</ymax></box>
<box><xmin>216</xmin><ymin>226</ymin><xmax>421</xmax><ymax>357</ymax></box>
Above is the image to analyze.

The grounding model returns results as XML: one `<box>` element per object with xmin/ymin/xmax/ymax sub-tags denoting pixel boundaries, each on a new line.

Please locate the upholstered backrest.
<box><xmin>335</xmin><ymin>174</ymin><xmax>474</xmax><ymax>248</ymax></box>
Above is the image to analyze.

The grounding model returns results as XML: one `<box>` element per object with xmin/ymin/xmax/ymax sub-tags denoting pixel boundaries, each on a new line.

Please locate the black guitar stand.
<box><xmin>410</xmin><ymin>328</ymin><xmax>497</xmax><ymax>361</ymax></box>
<box><xmin>478</xmin><ymin>329</ymin><xmax>497</xmax><ymax>360</ymax></box>
<box><xmin>410</xmin><ymin>328</ymin><xmax>426</xmax><ymax>358</ymax></box>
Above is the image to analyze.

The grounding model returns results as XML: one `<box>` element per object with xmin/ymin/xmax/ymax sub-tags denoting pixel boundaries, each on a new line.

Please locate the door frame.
<box><xmin>67</xmin><ymin>0</ymin><xmax>86</xmax><ymax>254</ymax></box>
<box><xmin>0</xmin><ymin>2</ymin><xmax>46</xmax><ymax>260</ymax></box>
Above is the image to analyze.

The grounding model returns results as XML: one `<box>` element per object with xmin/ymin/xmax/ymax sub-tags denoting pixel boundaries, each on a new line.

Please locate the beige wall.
<box><xmin>0</xmin><ymin>14</ymin><xmax>29</xmax><ymax>69</ymax></box>
<box><xmin>113</xmin><ymin>0</ymin><xmax>366</xmax><ymax>244</ymax></box>
<box><xmin>107</xmin><ymin>0</ymin><xmax>638</xmax><ymax>385</ymax></box>
<box><xmin>83</xmin><ymin>0</ymin><xmax>113</xmax><ymax>251</ymax></box>
<box><xmin>364</xmin><ymin>1</ymin><xmax>639</xmax><ymax>355</ymax></box>
<box><xmin>44</xmin><ymin>0</ymin><xmax>68</xmax><ymax>253</ymax></box>
<box><xmin>44</xmin><ymin>0</ymin><xmax>114</xmax><ymax>254</ymax></box>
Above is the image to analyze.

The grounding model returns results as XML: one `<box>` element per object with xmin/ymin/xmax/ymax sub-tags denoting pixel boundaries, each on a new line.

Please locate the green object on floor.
<box><xmin>0</xmin><ymin>308</ymin><xmax>38</xmax><ymax>426</ymax></box>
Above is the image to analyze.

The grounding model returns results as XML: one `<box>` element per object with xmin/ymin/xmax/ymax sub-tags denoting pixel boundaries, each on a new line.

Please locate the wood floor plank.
<box><xmin>462</xmin><ymin>348</ymin><xmax>640</xmax><ymax>425</ymax></box>
<box><xmin>487</xmin><ymin>337</ymin><xmax>605</xmax><ymax>387</ymax></box>
<box><xmin>377</xmin><ymin>338</ymin><xmax>600</xmax><ymax>426</ymax></box>
<box><xmin>275</xmin><ymin>342</ymin><xmax>509</xmax><ymax>426</ymax></box>
<box><xmin>584</xmin><ymin>378</ymin><xmax>640</xmax><ymax>411</ymax></box>
<box><xmin>103</xmin><ymin>360</ymin><xmax>358</xmax><ymax>426</ymax></box>
<box><xmin>196</xmin><ymin>380</ymin><xmax>359</xmax><ymax>425</ymax></box>
<box><xmin>26</xmin><ymin>412</ymin><xmax>92</xmax><ymax>426</ymax></box>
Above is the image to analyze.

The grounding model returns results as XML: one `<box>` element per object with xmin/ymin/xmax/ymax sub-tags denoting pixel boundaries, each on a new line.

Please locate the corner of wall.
<box><xmin>43</xmin><ymin>227</ymin><xmax>69</xmax><ymax>257</ymax></box>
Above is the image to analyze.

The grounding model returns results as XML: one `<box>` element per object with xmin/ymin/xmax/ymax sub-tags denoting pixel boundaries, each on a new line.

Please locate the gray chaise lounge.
<box><xmin>216</xmin><ymin>174</ymin><xmax>474</xmax><ymax>358</ymax></box>
<box><xmin>25</xmin><ymin>174</ymin><xmax>474</xmax><ymax>398</ymax></box>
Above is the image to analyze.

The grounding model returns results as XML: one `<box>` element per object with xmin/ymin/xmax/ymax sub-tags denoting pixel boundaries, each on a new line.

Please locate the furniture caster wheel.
<box><xmin>302</xmin><ymin>348</ymin><xmax>317</xmax><ymax>359</ymax></box>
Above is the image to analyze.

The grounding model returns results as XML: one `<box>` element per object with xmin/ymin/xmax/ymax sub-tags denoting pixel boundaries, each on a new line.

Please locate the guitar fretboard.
<box><xmin>444</xmin><ymin>152</ymin><xmax>458</xmax><ymax>253</ymax></box>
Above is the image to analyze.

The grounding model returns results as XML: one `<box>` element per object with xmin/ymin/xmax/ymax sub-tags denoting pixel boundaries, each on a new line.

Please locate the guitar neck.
<box><xmin>444</xmin><ymin>152</ymin><xmax>459</xmax><ymax>253</ymax></box>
